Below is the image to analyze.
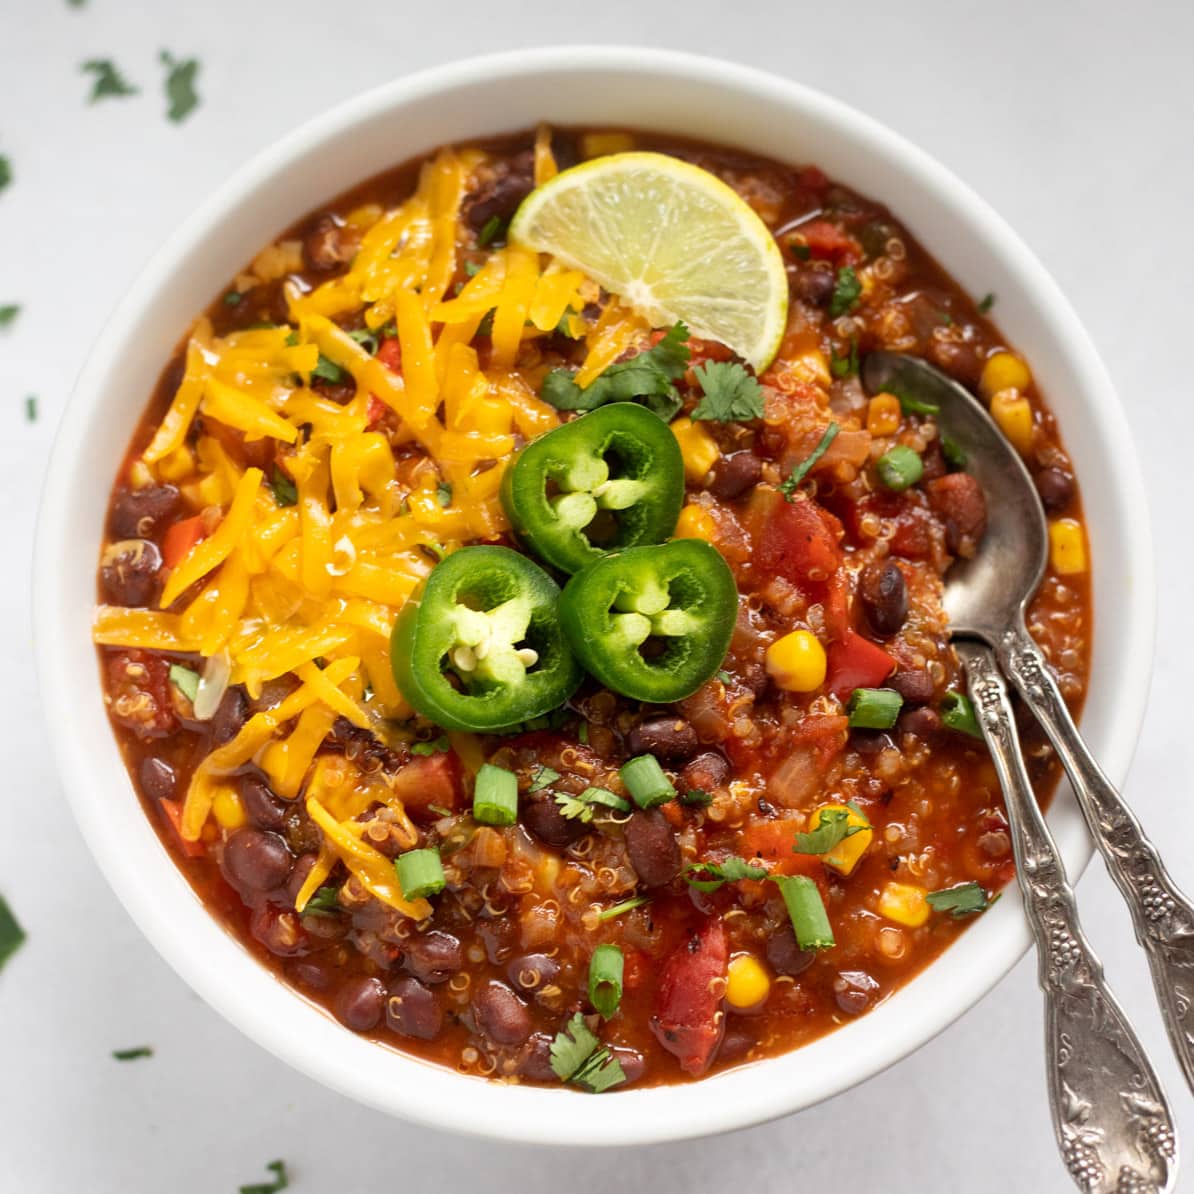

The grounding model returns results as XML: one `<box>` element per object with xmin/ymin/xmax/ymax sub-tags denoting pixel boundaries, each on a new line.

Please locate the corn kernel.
<box><xmin>671</xmin><ymin>416</ymin><xmax>721</xmax><ymax>482</ymax></box>
<box><xmin>1049</xmin><ymin>518</ymin><xmax>1088</xmax><ymax>575</ymax></box>
<box><xmin>989</xmin><ymin>388</ymin><xmax>1034</xmax><ymax>455</ymax></box>
<box><xmin>469</xmin><ymin>397</ymin><xmax>513</xmax><ymax>437</ymax></box>
<box><xmin>866</xmin><ymin>393</ymin><xmax>902</xmax><ymax>437</ymax></box>
<box><xmin>812</xmin><ymin>803</ymin><xmax>873</xmax><ymax>876</ymax></box>
<box><xmin>580</xmin><ymin>131</ymin><xmax>636</xmax><ymax>159</ymax></box>
<box><xmin>674</xmin><ymin>503</ymin><xmax>717</xmax><ymax>542</ymax></box>
<box><xmin>878</xmin><ymin>881</ymin><xmax>930</xmax><ymax>928</ymax></box>
<box><xmin>765</xmin><ymin>629</ymin><xmax>827</xmax><ymax>692</ymax></box>
<box><xmin>211</xmin><ymin>785</ymin><xmax>247</xmax><ymax>830</ymax></box>
<box><xmin>980</xmin><ymin>351</ymin><xmax>1031</xmax><ymax>398</ymax></box>
<box><xmin>725</xmin><ymin>953</ymin><xmax>771</xmax><ymax>1010</ymax></box>
<box><xmin>158</xmin><ymin>444</ymin><xmax>195</xmax><ymax>482</ymax></box>
<box><xmin>128</xmin><ymin>459</ymin><xmax>156</xmax><ymax>490</ymax></box>
<box><xmin>787</xmin><ymin>346</ymin><xmax>831</xmax><ymax>388</ymax></box>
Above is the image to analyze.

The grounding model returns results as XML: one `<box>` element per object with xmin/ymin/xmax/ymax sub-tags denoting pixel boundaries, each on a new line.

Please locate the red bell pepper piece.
<box><xmin>825</xmin><ymin>630</ymin><xmax>896</xmax><ymax>699</ymax></box>
<box><xmin>161</xmin><ymin>514</ymin><xmax>206</xmax><ymax>568</ymax></box>
<box><xmin>650</xmin><ymin>917</ymin><xmax>728</xmax><ymax>1077</ymax></box>
<box><xmin>377</xmin><ymin>338</ymin><xmax>402</xmax><ymax>371</ymax></box>
<box><xmin>798</xmin><ymin>219</ymin><xmax>862</xmax><ymax>267</ymax></box>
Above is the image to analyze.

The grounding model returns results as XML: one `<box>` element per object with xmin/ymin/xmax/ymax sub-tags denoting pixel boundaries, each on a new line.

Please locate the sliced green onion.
<box><xmin>579</xmin><ymin>786</ymin><xmax>631</xmax><ymax>814</ymax></box>
<box><xmin>168</xmin><ymin>663</ymin><xmax>200</xmax><ymax>702</ymax></box>
<box><xmin>680</xmin><ymin>788</ymin><xmax>713</xmax><ymax>807</ymax></box>
<box><xmin>875</xmin><ymin>445</ymin><xmax>923</xmax><ymax>492</ymax></box>
<box><xmin>941</xmin><ymin>691</ymin><xmax>983</xmax><ymax>739</ymax></box>
<box><xmin>394</xmin><ymin>848</ymin><xmax>445</xmax><ymax>900</ymax></box>
<box><xmin>846</xmin><ymin>687</ymin><xmax>903</xmax><ymax>730</ymax></box>
<box><xmin>588</xmin><ymin>943</ymin><xmax>624</xmax><ymax>1019</ymax></box>
<box><xmin>597</xmin><ymin>895</ymin><xmax>649</xmax><ymax>922</ymax></box>
<box><xmin>774</xmin><ymin>875</ymin><xmax>834</xmax><ymax>950</ymax></box>
<box><xmin>620</xmin><ymin>754</ymin><xmax>676</xmax><ymax>809</ymax></box>
<box><xmin>473</xmin><ymin>763</ymin><xmax>518</xmax><ymax>826</ymax></box>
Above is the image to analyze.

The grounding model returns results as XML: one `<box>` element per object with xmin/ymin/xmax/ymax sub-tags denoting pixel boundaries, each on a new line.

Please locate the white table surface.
<box><xmin>3</xmin><ymin>1</ymin><xmax>1191</xmax><ymax>1189</ymax></box>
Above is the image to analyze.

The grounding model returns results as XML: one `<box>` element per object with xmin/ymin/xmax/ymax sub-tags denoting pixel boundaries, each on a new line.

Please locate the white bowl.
<box><xmin>33</xmin><ymin>46</ymin><xmax>1154</xmax><ymax>1146</ymax></box>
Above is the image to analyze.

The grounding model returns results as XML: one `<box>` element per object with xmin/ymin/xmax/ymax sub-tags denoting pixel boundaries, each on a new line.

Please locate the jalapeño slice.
<box><xmin>500</xmin><ymin>403</ymin><xmax>684</xmax><ymax>574</ymax></box>
<box><xmin>558</xmin><ymin>539</ymin><xmax>738</xmax><ymax>703</ymax></box>
<box><xmin>391</xmin><ymin>546</ymin><xmax>582</xmax><ymax>732</ymax></box>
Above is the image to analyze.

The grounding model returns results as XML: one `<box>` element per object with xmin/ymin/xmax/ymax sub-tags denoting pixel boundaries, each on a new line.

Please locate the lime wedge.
<box><xmin>509</xmin><ymin>151</ymin><xmax>789</xmax><ymax>372</ymax></box>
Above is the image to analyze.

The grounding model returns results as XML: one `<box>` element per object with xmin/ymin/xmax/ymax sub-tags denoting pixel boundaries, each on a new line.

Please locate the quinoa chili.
<box><xmin>93</xmin><ymin>126</ymin><xmax>1090</xmax><ymax>1088</ymax></box>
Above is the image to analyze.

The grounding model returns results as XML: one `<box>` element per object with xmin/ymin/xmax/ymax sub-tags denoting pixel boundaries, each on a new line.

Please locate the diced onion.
<box><xmin>193</xmin><ymin>650</ymin><xmax>232</xmax><ymax>721</ymax></box>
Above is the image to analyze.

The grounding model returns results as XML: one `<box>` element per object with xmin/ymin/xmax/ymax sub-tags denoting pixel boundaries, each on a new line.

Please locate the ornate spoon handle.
<box><xmin>999</xmin><ymin>620</ymin><xmax>1194</xmax><ymax>1095</ymax></box>
<box><xmin>957</xmin><ymin>641</ymin><xmax>1176</xmax><ymax>1193</ymax></box>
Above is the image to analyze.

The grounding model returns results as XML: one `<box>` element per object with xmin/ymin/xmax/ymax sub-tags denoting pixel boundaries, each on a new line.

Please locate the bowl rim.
<box><xmin>32</xmin><ymin>44</ymin><xmax>1156</xmax><ymax>1147</ymax></box>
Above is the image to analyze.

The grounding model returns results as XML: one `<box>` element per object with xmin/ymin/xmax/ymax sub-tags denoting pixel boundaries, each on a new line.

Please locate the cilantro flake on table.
<box><xmin>829</xmin><ymin>265</ymin><xmax>862</xmax><ymax>318</ymax></box>
<box><xmin>81</xmin><ymin>59</ymin><xmax>139</xmax><ymax>102</ymax></box>
<box><xmin>977</xmin><ymin>292</ymin><xmax>996</xmax><ymax>314</ymax></box>
<box><xmin>112</xmin><ymin>1046</ymin><xmax>153</xmax><ymax>1061</ymax></box>
<box><xmin>0</xmin><ymin>155</ymin><xmax>12</xmax><ymax>193</ymax></box>
<box><xmin>0</xmin><ymin>305</ymin><xmax>19</xmax><ymax>328</ymax></box>
<box><xmin>0</xmin><ymin>893</ymin><xmax>26</xmax><ymax>973</ymax></box>
<box><xmin>25</xmin><ymin>395</ymin><xmax>38</xmax><ymax>423</ymax></box>
<box><xmin>690</xmin><ymin>360</ymin><xmax>764</xmax><ymax>422</ymax></box>
<box><xmin>239</xmin><ymin>1160</ymin><xmax>289</xmax><ymax>1194</ymax></box>
<box><xmin>159</xmin><ymin>50</ymin><xmax>201</xmax><ymax>123</ymax></box>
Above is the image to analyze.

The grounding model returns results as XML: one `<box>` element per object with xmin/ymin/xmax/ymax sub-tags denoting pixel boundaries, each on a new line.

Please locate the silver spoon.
<box><xmin>863</xmin><ymin>351</ymin><xmax>1179</xmax><ymax>1193</ymax></box>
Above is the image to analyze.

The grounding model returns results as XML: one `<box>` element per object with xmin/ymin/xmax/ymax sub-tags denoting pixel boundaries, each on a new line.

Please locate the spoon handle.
<box><xmin>999</xmin><ymin>621</ymin><xmax>1194</xmax><ymax>1094</ymax></box>
<box><xmin>957</xmin><ymin>641</ymin><xmax>1176</xmax><ymax>1193</ymax></box>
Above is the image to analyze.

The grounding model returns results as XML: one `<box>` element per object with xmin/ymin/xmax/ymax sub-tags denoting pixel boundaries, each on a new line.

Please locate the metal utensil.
<box><xmin>863</xmin><ymin>351</ymin><xmax>1179</xmax><ymax>1192</ymax></box>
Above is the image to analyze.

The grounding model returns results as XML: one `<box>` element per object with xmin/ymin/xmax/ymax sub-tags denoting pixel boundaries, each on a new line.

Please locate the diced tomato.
<box><xmin>756</xmin><ymin>494</ymin><xmax>843</xmax><ymax>589</ymax></box>
<box><xmin>159</xmin><ymin>798</ymin><xmax>205</xmax><ymax>858</ymax></box>
<box><xmin>161</xmin><ymin>515</ymin><xmax>206</xmax><ymax>568</ymax></box>
<box><xmin>377</xmin><ymin>337</ymin><xmax>402</xmax><ymax>371</ymax></box>
<box><xmin>888</xmin><ymin>506</ymin><xmax>936</xmax><ymax>560</ymax></box>
<box><xmin>797</xmin><ymin>165</ymin><xmax>830</xmax><ymax>198</ymax></box>
<box><xmin>825</xmin><ymin>630</ymin><xmax>896</xmax><ymax>699</ymax></box>
<box><xmin>798</xmin><ymin>219</ymin><xmax>862</xmax><ymax>267</ymax></box>
<box><xmin>738</xmin><ymin>817</ymin><xmax>805</xmax><ymax>862</ymax></box>
<box><xmin>822</xmin><ymin>568</ymin><xmax>850</xmax><ymax>640</ymax></box>
<box><xmin>391</xmin><ymin>751</ymin><xmax>465</xmax><ymax>813</ymax></box>
<box><xmin>366</xmin><ymin>395</ymin><xmax>388</xmax><ymax>426</ymax></box>
<box><xmin>650</xmin><ymin>917</ymin><xmax>728</xmax><ymax>1077</ymax></box>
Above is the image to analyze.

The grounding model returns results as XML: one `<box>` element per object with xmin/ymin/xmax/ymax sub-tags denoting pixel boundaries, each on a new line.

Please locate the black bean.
<box><xmin>681</xmin><ymin>751</ymin><xmax>730</xmax><ymax>794</ymax></box>
<box><xmin>386</xmin><ymin>976</ymin><xmax>442</xmax><ymax>1040</ymax></box>
<box><xmin>852</xmin><ymin>729</ymin><xmax>894</xmax><ymax>755</ymax></box>
<box><xmin>101</xmin><ymin>540</ymin><xmax>162</xmax><ymax>607</ymax></box>
<box><xmin>898</xmin><ymin>706</ymin><xmax>942</xmax><ymax>738</ymax></box>
<box><xmin>402</xmin><ymin>930</ymin><xmax>463</xmax><ymax>984</ymax></box>
<box><xmin>708</xmin><ymin>451</ymin><xmax>764</xmax><ymax>500</ymax></box>
<box><xmin>716</xmin><ymin>1029</ymin><xmax>755</xmax><ymax>1066</ymax></box>
<box><xmin>335</xmin><ymin>975</ymin><xmax>386</xmax><ymax>1032</ymax></box>
<box><xmin>888</xmin><ymin>667</ymin><xmax>934</xmax><ymax>705</ymax></box>
<box><xmin>624</xmin><ymin>809</ymin><xmax>681</xmax><ymax>888</ymax></box>
<box><xmin>791</xmin><ymin>263</ymin><xmax>836</xmax><ymax>307</ymax></box>
<box><xmin>140</xmin><ymin>756</ymin><xmax>176</xmax><ymax>802</ymax></box>
<box><xmin>239</xmin><ymin>773</ymin><xmax>288</xmax><ymax>830</ymax></box>
<box><xmin>464</xmin><ymin>153</ymin><xmax>534</xmax><ymax>232</ymax></box>
<box><xmin>288</xmin><ymin>959</ymin><xmax>332</xmax><ymax>991</ymax></box>
<box><xmin>472</xmin><ymin>979</ymin><xmax>532</xmax><ymax>1046</ymax></box>
<box><xmin>858</xmin><ymin>560</ymin><xmax>907</xmax><ymax>638</ymax></box>
<box><xmin>505</xmin><ymin>952</ymin><xmax>560</xmax><ymax>995</ymax></box>
<box><xmin>834</xmin><ymin>969</ymin><xmax>880</xmax><ymax>1016</ymax></box>
<box><xmin>766</xmin><ymin>925</ymin><xmax>815</xmax><ymax>976</ymax></box>
<box><xmin>927</xmin><ymin>336</ymin><xmax>984</xmax><ymax>389</ymax></box>
<box><xmin>210</xmin><ymin>686</ymin><xmax>249</xmax><ymax>746</ymax></box>
<box><xmin>522</xmin><ymin>790</ymin><xmax>587</xmax><ymax>848</ymax></box>
<box><xmin>109</xmin><ymin>484</ymin><xmax>180</xmax><ymax>540</ymax></box>
<box><xmin>627</xmin><ymin>715</ymin><xmax>698</xmax><ymax>763</ymax></box>
<box><xmin>1034</xmin><ymin>466</ymin><xmax>1074</xmax><ymax>513</ymax></box>
<box><xmin>926</xmin><ymin>473</ymin><xmax>988</xmax><ymax>556</ymax></box>
<box><xmin>223</xmin><ymin>828</ymin><xmax>293</xmax><ymax>892</ymax></box>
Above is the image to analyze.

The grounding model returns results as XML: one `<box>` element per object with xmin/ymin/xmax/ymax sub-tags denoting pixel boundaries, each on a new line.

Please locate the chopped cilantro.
<box><xmin>789</xmin><ymin>240</ymin><xmax>811</xmax><ymax>260</ymax></box>
<box><xmin>168</xmin><ymin>663</ymin><xmax>200</xmax><ymax>702</ymax></box>
<box><xmin>301</xmin><ymin>886</ymin><xmax>341</xmax><ymax>918</ymax></box>
<box><xmin>577</xmin><ymin>721</ymin><xmax>590</xmax><ymax>745</ymax></box>
<box><xmin>829</xmin><ymin>338</ymin><xmax>859</xmax><ymax>379</ymax></box>
<box><xmin>926</xmin><ymin>881</ymin><xmax>996</xmax><ymax>918</ymax></box>
<box><xmin>829</xmin><ymin>266</ymin><xmax>862</xmax><ymax>318</ymax></box>
<box><xmin>24</xmin><ymin>395</ymin><xmax>37</xmax><ymax>423</ymax></box>
<box><xmin>436</xmin><ymin>481</ymin><xmax>452</xmax><ymax>507</ymax></box>
<box><xmin>476</xmin><ymin>310</ymin><xmax>495</xmax><ymax>338</ymax></box>
<box><xmin>0</xmin><ymin>155</ymin><xmax>11</xmax><ymax>193</ymax></box>
<box><xmin>683</xmin><ymin>856</ymin><xmax>768</xmax><ymax>893</ymax></box>
<box><xmin>679</xmin><ymin>788</ymin><xmax>713</xmax><ymax>807</ymax></box>
<box><xmin>0</xmin><ymin>305</ymin><xmax>19</xmax><ymax>328</ymax></box>
<box><xmin>793</xmin><ymin>807</ymin><xmax>861</xmax><ymax>855</ymax></box>
<box><xmin>0</xmin><ymin>893</ymin><xmax>26</xmax><ymax>973</ymax></box>
<box><xmin>411</xmin><ymin>735</ymin><xmax>449</xmax><ymax>756</ymax></box>
<box><xmin>597</xmin><ymin>895</ymin><xmax>649</xmax><ymax>921</ymax></box>
<box><xmin>427</xmin><ymin>803</ymin><xmax>453</xmax><ymax>818</ymax></box>
<box><xmin>269</xmin><ymin>467</ymin><xmax>297</xmax><ymax>507</ymax></box>
<box><xmin>941</xmin><ymin>434</ymin><xmax>968</xmax><ymax>470</ymax></box>
<box><xmin>81</xmin><ymin>59</ymin><xmax>139</xmax><ymax>102</ymax></box>
<box><xmin>887</xmin><ymin>383</ymin><xmax>940</xmax><ymax>417</ymax></box>
<box><xmin>112</xmin><ymin>1046</ymin><xmax>153</xmax><ymax>1061</ymax></box>
<box><xmin>553</xmin><ymin>792</ymin><xmax>593</xmax><ymax>823</ymax></box>
<box><xmin>528</xmin><ymin>765</ymin><xmax>560</xmax><ymax>791</ymax></box>
<box><xmin>977</xmin><ymin>292</ymin><xmax>995</xmax><ymax>314</ymax></box>
<box><xmin>312</xmin><ymin>354</ymin><xmax>345</xmax><ymax>384</ymax></box>
<box><xmin>347</xmin><ymin>327</ymin><xmax>380</xmax><ymax>354</ymax></box>
<box><xmin>223</xmin><ymin>290</ymin><xmax>243</xmax><ymax>306</ymax></box>
<box><xmin>540</xmin><ymin>321</ymin><xmax>690</xmax><ymax>415</ymax></box>
<box><xmin>239</xmin><ymin>1160</ymin><xmax>289</xmax><ymax>1194</ymax></box>
<box><xmin>778</xmin><ymin>422</ymin><xmax>839</xmax><ymax>500</ymax></box>
<box><xmin>477</xmin><ymin>215</ymin><xmax>505</xmax><ymax>247</ymax></box>
<box><xmin>554</xmin><ymin>306</ymin><xmax>580</xmax><ymax>338</ymax></box>
<box><xmin>690</xmin><ymin>360</ymin><xmax>765</xmax><ymax>422</ymax></box>
<box><xmin>549</xmin><ymin>1012</ymin><xmax>626</xmax><ymax>1093</ymax></box>
<box><xmin>463</xmin><ymin>260</ymin><xmax>482</xmax><ymax>278</ymax></box>
<box><xmin>716</xmin><ymin>669</ymin><xmax>733</xmax><ymax>684</ymax></box>
<box><xmin>159</xmin><ymin>51</ymin><xmax>200</xmax><ymax>123</ymax></box>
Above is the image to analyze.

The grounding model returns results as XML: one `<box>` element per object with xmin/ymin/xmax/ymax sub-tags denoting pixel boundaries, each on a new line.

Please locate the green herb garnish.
<box><xmin>829</xmin><ymin>338</ymin><xmax>859</xmax><ymax>378</ymax></box>
<box><xmin>160</xmin><ymin>51</ymin><xmax>200</xmax><ymax>123</ymax></box>
<box><xmin>269</xmin><ymin>467</ymin><xmax>297</xmax><ymax>507</ymax></box>
<box><xmin>683</xmin><ymin>856</ymin><xmax>768</xmax><ymax>892</ymax></box>
<box><xmin>528</xmin><ymin>765</ymin><xmax>561</xmax><ymax>792</ymax></box>
<box><xmin>690</xmin><ymin>360</ymin><xmax>764</xmax><ymax>422</ymax></box>
<box><xmin>0</xmin><ymin>305</ymin><xmax>19</xmax><ymax>328</ymax></box>
<box><xmin>168</xmin><ymin>663</ymin><xmax>200</xmax><ymax>702</ymax></box>
<box><xmin>112</xmin><ymin>1046</ymin><xmax>153</xmax><ymax>1061</ymax></box>
<box><xmin>597</xmin><ymin>896</ymin><xmax>649</xmax><ymax>921</ymax></box>
<box><xmin>977</xmin><ymin>293</ymin><xmax>995</xmax><ymax>314</ymax></box>
<box><xmin>793</xmin><ymin>807</ymin><xmax>862</xmax><ymax>855</ymax></box>
<box><xmin>941</xmin><ymin>691</ymin><xmax>983</xmax><ymax>739</ymax></box>
<box><xmin>223</xmin><ymin>290</ymin><xmax>243</xmax><ymax>307</ymax></box>
<box><xmin>312</xmin><ymin>354</ymin><xmax>345</xmax><ymax>384</ymax></box>
<box><xmin>436</xmin><ymin>481</ymin><xmax>452</xmax><ymax>507</ymax></box>
<box><xmin>239</xmin><ymin>1160</ymin><xmax>289</xmax><ymax>1194</ymax></box>
<box><xmin>778</xmin><ymin>421</ymin><xmax>839</xmax><ymax>500</ymax></box>
<box><xmin>829</xmin><ymin>266</ymin><xmax>862</xmax><ymax>318</ymax></box>
<box><xmin>477</xmin><ymin>215</ymin><xmax>505</xmax><ymax>247</ymax></box>
<box><xmin>347</xmin><ymin>327</ymin><xmax>380</xmax><ymax>354</ymax></box>
<box><xmin>549</xmin><ymin>1012</ymin><xmax>626</xmax><ymax>1092</ymax></box>
<box><xmin>24</xmin><ymin>395</ymin><xmax>37</xmax><ymax>423</ymax></box>
<box><xmin>81</xmin><ymin>59</ymin><xmax>139</xmax><ymax>102</ymax></box>
<box><xmin>926</xmin><ymin>881</ymin><xmax>996</xmax><ymax>918</ymax></box>
<box><xmin>0</xmin><ymin>156</ymin><xmax>11</xmax><ymax>194</ymax></box>
<box><xmin>301</xmin><ymin>885</ymin><xmax>341</xmax><ymax>917</ymax></box>
<box><xmin>941</xmin><ymin>435</ymin><xmax>968</xmax><ymax>470</ymax></box>
<box><xmin>410</xmin><ymin>735</ymin><xmax>450</xmax><ymax>756</ymax></box>
<box><xmin>679</xmin><ymin>788</ymin><xmax>713</xmax><ymax>807</ymax></box>
<box><xmin>0</xmin><ymin>893</ymin><xmax>26</xmax><ymax>973</ymax></box>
